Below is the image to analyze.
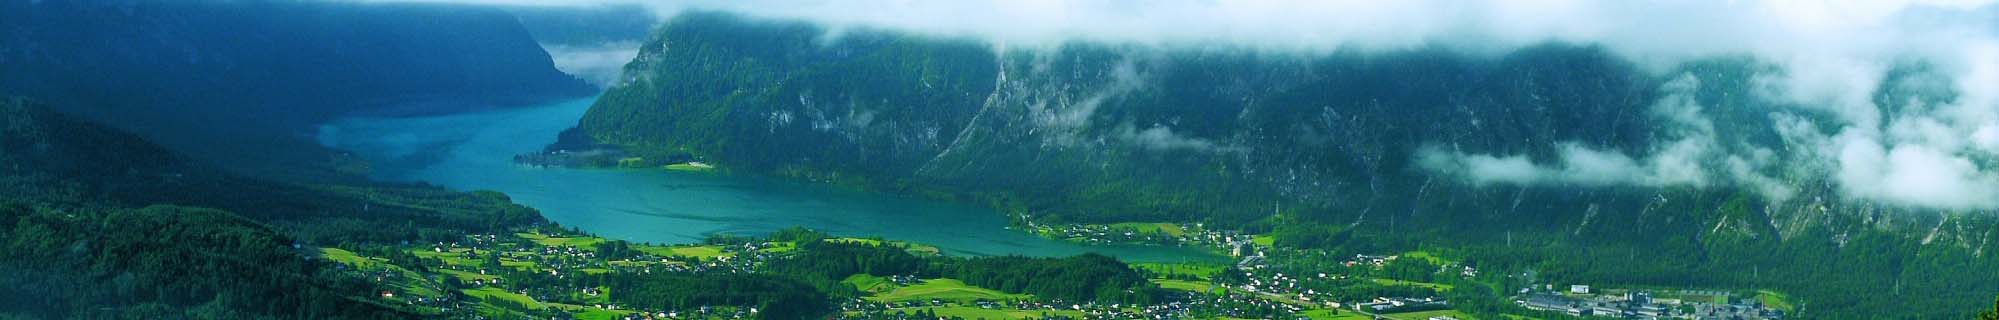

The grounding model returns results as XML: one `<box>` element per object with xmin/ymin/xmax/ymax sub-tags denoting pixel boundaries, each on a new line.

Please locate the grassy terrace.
<box><xmin>462</xmin><ymin>287</ymin><xmax>547</xmax><ymax>310</ymax></box>
<box><xmin>867</xmin><ymin>278</ymin><xmax>1030</xmax><ymax>303</ymax></box>
<box><xmin>319</xmin><ymin>248</ymin><xmax>446</xmax><ymax>300</ymax></box>
<box><xmin>320</xmin><ymin>247</ymin><xmax>373</xmax><ymax>266</ymax></box>
<box><xmin>637</xmin><ymin>244</ymin><xmax>730</xmax><ymax>260</ymax></box>
<box><xmin>1132</xmin><ymin>262</ymin><xmax>1226</xmax><ymax>280</ymax></box>
<box><xmin>843</xmin><ymin>274</ymin><xmax>897</xmax><ymax>293</ymax></box>
<box><xmin>517</xmin><ymin>232</ymin><xmax>607</xmax><ymax>249</ymax></box>
<box><xmin>1152</xmin><ymin>279</ymin><xmax>1216</xmax><ymax>293</ymax></box>
<box><xmin>1251</xmin><ymin>235</ymin><xmax>1276</xmax><ymax>247</ymax></box>
<box><xmin>870</xmin><ymin>306</ymin><xmax>1086</xmax><ymax>319</ymax></box>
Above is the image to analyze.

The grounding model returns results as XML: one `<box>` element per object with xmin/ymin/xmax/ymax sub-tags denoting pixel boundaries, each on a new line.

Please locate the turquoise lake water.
<box><xmin>317</xmin><ymin>96</ymin><xmax>1221</xmax><ymax>263</ymax></box>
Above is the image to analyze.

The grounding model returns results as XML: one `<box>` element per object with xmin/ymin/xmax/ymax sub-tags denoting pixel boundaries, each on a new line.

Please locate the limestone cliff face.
<box><xmin>582</xmin><ymin>13</ymin><xmax>1720</xmax><ymax>225</ymax></box>
<box><xmin>573</xmin><ymin>11</ymin><xmax>1999</xmax><ymax>317</ymax></box>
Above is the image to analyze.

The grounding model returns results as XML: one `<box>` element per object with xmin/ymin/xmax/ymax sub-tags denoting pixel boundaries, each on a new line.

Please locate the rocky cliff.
<box><xmin>568</xmin><ymin>12</ymin><xmax>1999</xmax><ymax>317</ymax></box>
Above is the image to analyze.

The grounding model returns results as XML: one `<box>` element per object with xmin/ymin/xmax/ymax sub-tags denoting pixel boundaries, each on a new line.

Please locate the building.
<box><xmin>1522</xmin><ymin>294</ymin><xmax>1588</xmax><ymax>316</ymax></box>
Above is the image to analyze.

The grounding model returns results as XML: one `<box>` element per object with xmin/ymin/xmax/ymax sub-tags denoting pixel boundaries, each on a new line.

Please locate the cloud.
<box><xmin>371</xmin><ymin>0</ymin><xmax>1999</xmax><ymax>210</ymax></box>
<box><xmin>1116</xmin><ymin>124</ymin><xmax>1219</xmax><ymax>152</ymax></box>
<box><xmin>543</xmin><ymin>43</ymin><xmax>643</xmax><ymax>88</ymax></box>
<box><xmin>1418</xmin><ymin>142</ymin><xmax>1704</xmax><ymax>189</ymax></box>
<box><xmin>1417</xmin><ymin>71</ymin><xmax>1802</xmax><ymax>203</ymax></box>
<box><xmin>1835</xmin><ymin>137</ymin><xmax>1999</xmax><ymax>209</ymax></box>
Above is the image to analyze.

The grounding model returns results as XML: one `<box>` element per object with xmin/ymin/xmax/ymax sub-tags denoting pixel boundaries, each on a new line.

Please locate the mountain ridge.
<box><xmin>0</xmin><ymin>0</ymin><xmax>596</xmax><ymax>179</ymax></box>
<box><xmin>565</xmin><ymin>11</ymin><xmax>1999</xmax><ymax>317</ymax></box>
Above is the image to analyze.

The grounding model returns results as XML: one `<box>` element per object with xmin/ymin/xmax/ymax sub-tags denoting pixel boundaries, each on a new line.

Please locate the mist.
<box><xmin>370</xmin><ymin>0</ymin><xmax>1999</xmax><ymax>210</ymax></box>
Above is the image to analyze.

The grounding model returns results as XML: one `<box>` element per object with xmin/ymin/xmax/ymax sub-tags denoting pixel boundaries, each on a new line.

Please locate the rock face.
<box><xmin>0</xmin><ymin>0</ymin><xmax>594</xmax><ymax>176</ymax></box>
<box><xmin>577</xmin><ymin>12</ymin><xmax>1730</xmax><ymax>224</ymax></box>
<box><xmin>574</xmin><ymin>12</ymin><xmax>1999</xmax><ymax>317</ymax></box>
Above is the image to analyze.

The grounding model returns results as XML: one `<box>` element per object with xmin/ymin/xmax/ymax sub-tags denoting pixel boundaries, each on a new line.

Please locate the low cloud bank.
<box><xmin>372</xmin><ymin>0</ymin><xmax>1998</xmax><ymax>210</ymax></box>
<box><xmin>543</xmin><ymin>42</ymin><xmax>642</xmax><ymax>88</ymax></box>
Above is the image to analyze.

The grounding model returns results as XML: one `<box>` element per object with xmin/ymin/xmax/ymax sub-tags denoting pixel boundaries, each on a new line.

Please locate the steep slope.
<box><xmin>0</xmin><ymin>204</ymin><xmax>404</xmax><ymax>319</ymax></box>
<box><xmin>570</xmin><ymin>12</ymin><xmax>1999</xmax><ymax>318</ymax></box>
<box><xmin>0</xmin><ymin>97</ymin><xmax>542</xmax><ymax>244</ymax></box>
<box><xmin>0</xmin><ymin>0</ymin><xmax>594</xmax><ymax>178</ymax></box>
<box><xmin>0</xmin><ymin>97</ymin><xmax>465</xmax><ymax>318</ymax></box>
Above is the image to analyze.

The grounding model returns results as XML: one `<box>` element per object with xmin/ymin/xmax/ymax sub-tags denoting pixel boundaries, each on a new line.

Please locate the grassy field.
<box><xmin>1108</xmin><ymin>222</ymin><xmax>1187</xmax><ymax>237</ymax></box>
<box><xmin>843</xmin><ymin>274</ymin><xmax>899</xmax><ymax>293</ymax></box>
<box><xmin>439</xmin><ymin>269</ymin><xmax>498</xmax><ymax>281</ymax></box>
<box><xmin>760</xmin><ymin>242</ymin><xmax>798</xmax><ymax>253</ymax></box>
<box><xmin>905</xmin><ymin>246</ymin><xmax>941</xmax><ymax>256</ymax></box>
<box><xmin>570</xmin><ymin>307</ymin><xmax>635</xmax><ymax>320</ymax></box>
<box><xmin>869</xmin><ymin>279</ymin><xmax>1028</xmax><ymax>303</ymax></box>
<box><xmin>1301</xmin><ymin>309</ymin><xmax>1371</xmax><ymax>320</ymax></box>
<box><xmin>672</xmin><ymin>246</ymin><xmax>727</xmax><ymax>260</ymax></box>
<box><xmin>888</xmin><ymin>306</ymin><xmax>1085</xmax><ymax>320</ymax></box>
<box><xmin>408</xmin><ymin>248</ymin><xmax>482</xmax><ymax>267</ymax></box>
<box><xmin>463</xmin><ymin>287</ymin><xmax>547</xmax><ymax>310</ymax></box>
<box><xmin>1372</xmin><ymin>278</ymin><xmax>1455</xmax><ymax>290</ymax></box>
<box><xmin>1382</xmin><ymin>309</ymin><xmax>1475</xmax><ymax>320</ymax></box>
<box><xmin>517</xmin><ymin>232</ymin><xmax>606</xmax><ymax>249</ymax></box>
<box><xmin>1401</xmin><ymin>251</ymin><xmax>1449</xmax><ymax>265</ymax></box>
<box><xmin>1151</xmin><ymin>279</ymin><xmax>1216</xmax><ymax>294</ymax></box>
<box><xmin>1132</xmin><ymin>262</ymin><xmax>1226</xmax><ymax>280</ymax></box>
<box><xmin>635</xmin><ymin>244</ymin><xmax>729</xmax><ymax>260</ymax></box>
<box><xmin>321</xmin><ymin>248</ymin><xmax>445</xmax><ymax>298</ymax></box>
<box><xmin>1251</xmin><ymin>235</ymin><xmax>1276</xmax><ymax>247</ymax></box>
<box><xmin>1753</xmin><ymin>290</ymin><xmax>1795</xmax><ymax>311</ymax></box>
<box><xmin>320</xmin><ymin>248</ymin><xmax>373</xmax><ymax>266</ymax></box>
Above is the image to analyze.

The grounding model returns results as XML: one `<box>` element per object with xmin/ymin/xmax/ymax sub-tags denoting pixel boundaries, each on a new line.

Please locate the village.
<box><xmin>318</xmin><ymin>229</ymin><xmax>782</xmax><ymax>319</ymax></box>
<box><xmin>314</xmin><ymin>220</ymin><xmax>1801</xmax><ymax>320</ymax></box>
<box><xmin>1517</xmin><ymin>285</ymin><xmax>1787</xmax><ymax>320</ymax></box>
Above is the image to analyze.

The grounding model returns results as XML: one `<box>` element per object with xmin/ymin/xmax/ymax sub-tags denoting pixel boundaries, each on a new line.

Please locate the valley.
<box><xmin>2</xmin><ymin>1</ymin><xmax>1997</xmax><ymax>319</ymax></box>
<box><xmin>317</xmin><ymin>96</ymin><xmax>1221</xmax><ymax>263</ymax></box>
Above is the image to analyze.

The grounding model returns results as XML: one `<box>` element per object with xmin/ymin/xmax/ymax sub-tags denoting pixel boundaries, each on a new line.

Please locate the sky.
<box><xmin>372</xmin><ymin>0</ymin><xmax>1999</xmax><ymax>210</ymax></box>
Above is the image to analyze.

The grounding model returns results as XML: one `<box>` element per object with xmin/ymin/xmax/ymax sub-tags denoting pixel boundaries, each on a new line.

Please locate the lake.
<box><xmin>317</xmin><ymin>96</ymin><xmax>1222</xmax><ymax>263</ymax></box>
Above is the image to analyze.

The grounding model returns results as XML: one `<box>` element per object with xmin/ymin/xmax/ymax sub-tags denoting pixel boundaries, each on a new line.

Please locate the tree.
<box><xmin>1979</xmin><ymin>295</ymin><xmax>1999</xmax><ymax>320</ymax></box>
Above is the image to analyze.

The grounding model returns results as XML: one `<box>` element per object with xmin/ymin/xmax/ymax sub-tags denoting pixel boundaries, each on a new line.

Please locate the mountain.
<box><xmin>501</xmin><ymin>3</ymin><xmax>660</xmax><ymax>88</ymax></box>
<box><xmin>0</xmin><ymin>96</ymin><xmax>548</xmax><ymax>318</ymax></box>
<box><xmin>503</xmin><ymin>3</ymin><xmax>660</xmax><ymax>48</ymax></box>
<box><xmin>565</xmin><ymin>12</ymin><xmax>1999</xmax><ymax>318</ymax></box>
<box><xmin>0</xmin><ymin>95</ymin><xmax>541</xmax><ymax>243</ymax></box>
<box><xmin>0</xmin><ymin>0</ymin><xmax>595</xmax><ymax>179</ymax></box>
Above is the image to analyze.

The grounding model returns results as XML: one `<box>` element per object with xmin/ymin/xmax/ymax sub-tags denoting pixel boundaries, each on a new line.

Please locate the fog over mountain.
<box><xmin>391</xmin><ymin>0</ymin><xmax>1999</xmax><ymax>210</ymax></box>
<box><xmin>8</xmin><ymin>1</ymin><xmax>1995</xmax><ymax>318</ymax></box>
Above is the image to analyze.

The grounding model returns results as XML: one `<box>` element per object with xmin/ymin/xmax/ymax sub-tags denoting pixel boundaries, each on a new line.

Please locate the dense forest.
<box><xmin>0</xmin><ymin>96</ymin><xmax>1173</xmax><ymax>317</ymax></box>
<box><xmin>756</xmin><ymin>229</ymin><xmax>1165</xmax><ymax>311</ymax></box>
<box><xmin>0</xmin><ymin>1</ymin><xmax>586</xmax><ymax>314</ymax></box>
<box><xmin>0</xmin><ymin>0</ymin><xmax>594</xmax><ymax>179</ymax></box>
<box><xmin>0</xmin><ymin>98</ymin><xmax>479</xmax><ymax>317</ymax></box>
<box><xmin>0</xmin><ymin>204</ymin><xmax>403</xmax><ymax>319</ymax></box>
<box><xmin>2</xmin><ymin>2</ymin><xmax>1995</xmax><ymax>318</ymax></box>
<box><xmin>569</xmin><ymin>11</ymin><xmax>1999</xmax><ymax>318</ymax></box>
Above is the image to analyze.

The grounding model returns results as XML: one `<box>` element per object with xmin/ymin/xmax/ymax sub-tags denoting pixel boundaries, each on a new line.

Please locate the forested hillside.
<box><xmin>0</xmin><ymin>204</ymin><xmax>404</xmax><ymax>319</ymax></box>
<box><xmin>0</xmin><ymin>96</ymin><xmax>559</xmax><ymax>317</ymax></box>
<box><xmin>568</xmin><ymin>12</ymin><xmax>1999</xmax><ymax>318</ymax></box>
<box><xmin>0</xmin><ymin>0</ymin><xmax>594</xmax><ymax>179</ymax></box>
